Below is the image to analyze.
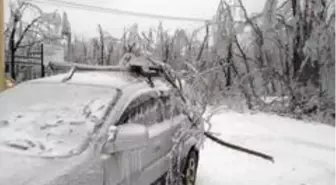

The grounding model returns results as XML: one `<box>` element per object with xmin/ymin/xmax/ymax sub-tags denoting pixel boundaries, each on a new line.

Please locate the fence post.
<box><xmin>41</xmin><ymin>44</ymin><xmax>45</xmax><ymax>78</ymax></box>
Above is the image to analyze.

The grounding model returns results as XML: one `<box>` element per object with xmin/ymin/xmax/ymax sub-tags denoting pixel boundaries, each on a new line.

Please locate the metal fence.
<box><xmin>5</xmin><ymin>44</ymin><xmax>46</xmax><ymax>82</ymax></box>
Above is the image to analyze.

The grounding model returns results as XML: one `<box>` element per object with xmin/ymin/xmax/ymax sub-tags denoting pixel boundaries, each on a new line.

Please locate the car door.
<box><xmin>161</xmin><ymin>93</ymin><xmax>190</xmax><ymax>168</ymax></box>
<box><xmin>141</xmin><ymin>92</ymin><xmax>189</xmax><ymax>183</ymax></box>
<box><xmin>116</xmin><ymin>91</ymin><xmax>178</xmax><ymax>184</ymax></box>
<box><xmin>140</xmin><ymin>95</ymin><xmax>173</xmax><ymax>180</ymax></box>
<box><xmin>106</xmin><ymin>93</ymin><xmax>156</xmax><ymax>185</ymax></box>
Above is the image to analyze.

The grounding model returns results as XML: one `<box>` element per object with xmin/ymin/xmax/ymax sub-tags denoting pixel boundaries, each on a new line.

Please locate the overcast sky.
<box><xmin>5</xmin><ymin>0</ymin><xmax>266</xmax><ymax>39</ymax></box>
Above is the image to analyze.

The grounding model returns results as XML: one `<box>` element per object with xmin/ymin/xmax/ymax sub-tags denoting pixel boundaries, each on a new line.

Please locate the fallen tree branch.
<box><xmin>144</xmin><ymin>54</ymin><xmax>275</xmax><ymax>163</ymax></box>
<box><xmin>204</xmin><ymin>131</ymin><xmax>274</xmax><ymax>163</ymax></box>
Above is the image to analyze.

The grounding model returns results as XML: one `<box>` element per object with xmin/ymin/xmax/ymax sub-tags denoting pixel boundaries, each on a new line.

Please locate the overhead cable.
<box><xmin>28</xmin><ymin>0</ymin><xmax>212</xmax><ymax>23</ymax></box>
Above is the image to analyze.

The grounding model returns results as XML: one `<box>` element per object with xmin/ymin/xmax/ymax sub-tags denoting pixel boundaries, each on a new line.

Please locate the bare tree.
<box><xmin>98</xmin><ymin>24</ymin><xmax>105</xmax><ymax>65</ymax></box>
<box><xmin>62</xmin><ymin>12</ymin><xmax>72</xmax><ymax>61</ymax></box>
<box><xmin>7</xmin><ymin>1</ymin><xmax>43</xmax><ymax>80</ymax></box>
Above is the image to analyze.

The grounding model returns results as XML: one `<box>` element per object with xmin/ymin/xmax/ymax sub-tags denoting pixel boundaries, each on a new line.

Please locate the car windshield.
<box><xmin>0</xmin><ymin>82</ymin><xmax>119</xmax><ymax>157</ymax></box>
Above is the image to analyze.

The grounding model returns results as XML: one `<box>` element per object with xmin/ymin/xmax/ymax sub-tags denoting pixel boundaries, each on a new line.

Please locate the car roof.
<box><xmin>29</xmin><ymin>71</ymin><xmax>171</xmax><ymax>92</ymax></box>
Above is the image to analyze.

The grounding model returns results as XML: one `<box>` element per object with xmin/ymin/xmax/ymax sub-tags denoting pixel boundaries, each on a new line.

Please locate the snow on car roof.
<box><xmin>31</xmin><ymin>71</ymin><xmax>144</xmax><ymax>89</ymax></box>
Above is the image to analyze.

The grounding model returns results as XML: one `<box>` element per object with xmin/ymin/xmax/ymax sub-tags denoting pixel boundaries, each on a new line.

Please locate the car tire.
<box><xmin>182</xmin><ymin>149</ymin><xmax>199</xmax><ymax>185</ymax></box>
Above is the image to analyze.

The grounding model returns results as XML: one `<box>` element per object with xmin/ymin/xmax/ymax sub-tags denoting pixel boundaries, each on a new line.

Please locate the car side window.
<box><xmin>117</xmin><ymin>94</ymin><xmax>165</xmax><ymax>126</ymax></box>
<box><xmin>141</xmin><ymin>97</ymin><xmax>165</xmax><ymax>125</ymax></box>
<box><xmin>117</xmin><ymin>95</ymin><xmax>148</xmax><ymax>126</ymax></box>
<box><xmin>161</xmin><ymin>94</ymin><xmax>183</xmax><ymax>120</ymax></box>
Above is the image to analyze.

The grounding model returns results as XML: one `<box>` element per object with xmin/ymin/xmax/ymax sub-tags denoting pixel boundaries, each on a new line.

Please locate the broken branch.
<box><xmin>204</xmin><ymin>131</ymin><xmax>274</xmax><ymax>163</ymax></box>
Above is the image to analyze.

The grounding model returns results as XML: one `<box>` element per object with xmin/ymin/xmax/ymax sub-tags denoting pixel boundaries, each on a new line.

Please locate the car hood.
<box><xmin>0</xmin><ymin>148</ymin><xmax>103</xmax><ymax>185</ymax></box>
<box><xmin>0</xmin><ymin>108</ymin><xmax>95</xmax><ymax>157</ymax></box>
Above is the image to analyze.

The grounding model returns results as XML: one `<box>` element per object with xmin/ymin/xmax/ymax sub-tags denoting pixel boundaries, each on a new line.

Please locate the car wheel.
<box><xmin>183</xmin><ymin>149</ymin><xmax>199</xmax><ymax>185</ymax></box>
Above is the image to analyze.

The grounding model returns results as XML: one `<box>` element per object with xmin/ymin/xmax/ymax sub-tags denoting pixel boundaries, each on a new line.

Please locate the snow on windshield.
<box><xmin>0</xmin><ymin>82</ymin><xmax>118</xmax><ymax>157</ymax></box>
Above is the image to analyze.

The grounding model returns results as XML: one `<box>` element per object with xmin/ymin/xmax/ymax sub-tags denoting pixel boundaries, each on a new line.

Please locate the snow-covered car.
<box><xmin>0</xmin><ymin>64</ymin><xmax>203</xmax><ymax>185</ymax></box>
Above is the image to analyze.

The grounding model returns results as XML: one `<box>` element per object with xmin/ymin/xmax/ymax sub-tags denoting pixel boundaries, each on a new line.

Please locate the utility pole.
<box><xmin>0</xmin><ymin>0</ymin><xmax>5</xmax><ymax>91</ymax></box>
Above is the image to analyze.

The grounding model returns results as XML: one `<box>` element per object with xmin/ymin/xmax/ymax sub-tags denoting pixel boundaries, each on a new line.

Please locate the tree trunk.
<box><xmin>67</xmin><ymin>34</ymin><xmax>71</xmax><ymax>61</ymax></box>
<box><xmin>226</xmin><ymin>66</ymin><xmax>232</xmax><ymax>87</ymax></box>
<box><xmin>291</xmin><ymin>0</ymin><xmax>305</xmax><ymax>79</ymax></box>
<box><xmin>9</xmin><ymin>25</ymin><xmax>17</xmax><ymax>80</ymax></box>
<box><xmin>225</xmin><ymin>42</ymin><xmax>233</xmax><ymax>87</ymax></box>
<box><xmin>10</xmin><ymin>49</ymin><xmax>15</xmax><ymax>80</ymax></box>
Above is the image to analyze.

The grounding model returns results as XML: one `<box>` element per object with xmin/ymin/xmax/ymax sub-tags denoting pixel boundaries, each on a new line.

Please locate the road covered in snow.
<box><xmin>197</xmin><ymin>111</ymin><xmax>335</xmax><ymax>185</ymax></box>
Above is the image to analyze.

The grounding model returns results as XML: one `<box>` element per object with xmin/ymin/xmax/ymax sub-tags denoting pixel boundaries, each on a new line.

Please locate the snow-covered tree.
<box><xmin>6</xmin><ymin>0</ymin><xmax>64</xmax><ymax>80</ymax></box>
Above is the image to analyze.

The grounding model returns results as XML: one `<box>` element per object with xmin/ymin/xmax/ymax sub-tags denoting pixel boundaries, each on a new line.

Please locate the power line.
<box><xmin>28</xmin><ymin>0</ymin><xmax>212</xmax><ymax>23</ymax></box>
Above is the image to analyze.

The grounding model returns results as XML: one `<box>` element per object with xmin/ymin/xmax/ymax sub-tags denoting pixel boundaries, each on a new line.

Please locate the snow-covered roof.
<box><xmin>31</xmin><ymin>71</ymin><xmax>144</xmax><ymax>89</ymax></box>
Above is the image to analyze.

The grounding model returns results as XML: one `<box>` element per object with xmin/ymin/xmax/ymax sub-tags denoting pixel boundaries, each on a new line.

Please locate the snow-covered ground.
<box><xmin>197</xmin><ymin>111</ymin><xmax>335</xmax><ymax>185</ymax></box>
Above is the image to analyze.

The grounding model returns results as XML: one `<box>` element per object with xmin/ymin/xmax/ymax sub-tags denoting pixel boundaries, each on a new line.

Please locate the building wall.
<box><xmin>43</xmin><ymin>44</ymin><xmax>65</xmax><ymax>63</ymax></box>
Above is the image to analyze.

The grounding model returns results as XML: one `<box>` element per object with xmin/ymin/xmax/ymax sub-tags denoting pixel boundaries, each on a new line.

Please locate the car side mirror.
<box><xmin>102</xmin><ymin>123</ymin><xmax>149</xmax><ymax>154</ymax></box>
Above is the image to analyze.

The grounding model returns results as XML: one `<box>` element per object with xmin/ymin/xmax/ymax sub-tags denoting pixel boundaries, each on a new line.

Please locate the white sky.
<box><xmin>5</xmin><ymin>0</ymin><xmax>266</xmax><ymax>39</ymax></box>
